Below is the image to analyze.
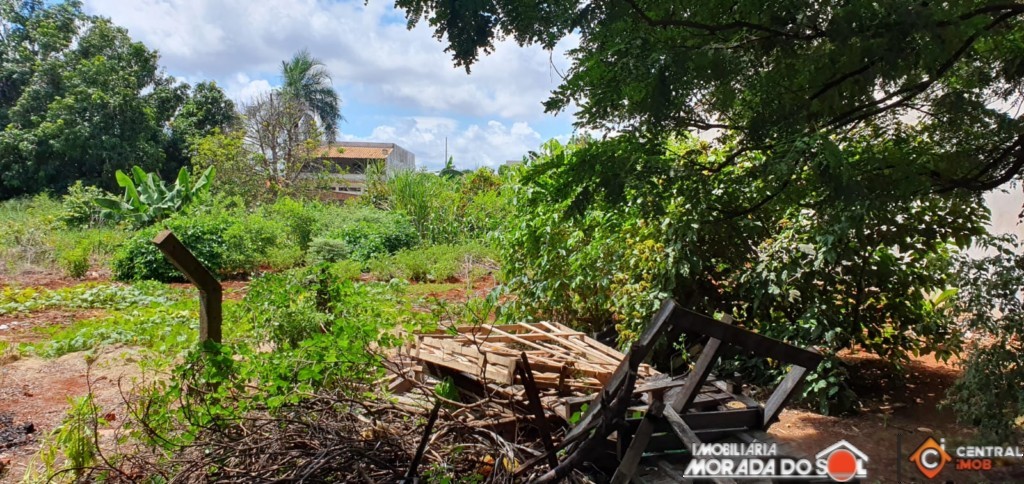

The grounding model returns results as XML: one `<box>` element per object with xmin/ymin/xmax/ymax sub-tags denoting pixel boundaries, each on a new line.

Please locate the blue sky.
<box><xmin>82</xmin><ymin>0</ymin><xmax>579</xmax><ymax>171</ymax></box>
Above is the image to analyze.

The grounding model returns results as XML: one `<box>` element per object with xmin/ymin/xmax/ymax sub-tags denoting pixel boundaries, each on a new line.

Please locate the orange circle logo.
<box><xmin>826</xmin><ymin>449</ymin><xmax>859</xmax><ymax>482</ymax></box>
<box><xmin>909</xmin><ymin>436</ymin><xmax>952</xmax><ymax>479</ymax></box>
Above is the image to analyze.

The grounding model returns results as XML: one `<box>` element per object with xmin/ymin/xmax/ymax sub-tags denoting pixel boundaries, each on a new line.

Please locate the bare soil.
<box><xmin>771</xmin><ymin>351</ymin><xmax>1024</xmax><ymax>482</ymax></box>
<box><xmin>0</xmin><ymin>346</ymin><xmax>143</xmax><ymax>482</ymax></box>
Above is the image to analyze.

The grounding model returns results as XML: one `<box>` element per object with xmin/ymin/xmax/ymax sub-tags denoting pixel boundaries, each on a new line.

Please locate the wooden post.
<box><xmin>152</xmin><ymin>230</ymin><xmax>222</xmax><ymax>344</ymax></box>
<box><xmin>517</xmin><ymin>353</ymin><xmax>560</xmax><ymax>471</ymax></box>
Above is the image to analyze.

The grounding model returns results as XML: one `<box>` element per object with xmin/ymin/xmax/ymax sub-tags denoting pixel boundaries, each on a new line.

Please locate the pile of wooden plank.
<box><xmin>384</xmin><ymin>303</ymin><xmax>824</xmax><ymax>483</ymax></box>
<box><xmin>414</xmin><ymin>321</ymin><xmax>657</xmax><ymax>389</ymax></box>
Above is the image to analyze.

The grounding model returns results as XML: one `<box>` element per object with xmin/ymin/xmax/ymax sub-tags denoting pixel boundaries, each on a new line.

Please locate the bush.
<box><xmin>112</xmin><ymin>215</ymin><xmax>229</xmax><ymax>282</ymax></box>
<box><xmin>318</xmin><ymin>207</ymin><xmax>419</xmax><ymax>262</ymax></box>
<box><xmin>59</xmin><ymin>245</ymin><xmax>91</xmax><ymax>279</ymax></box>
<box><xmin>58</xmin><ymin>182</ymin><xmax>111</xmax><ymax>228</ymax></box>
<box><xmin>221</xmin><ymin>211</ymin><xmax>291</xmax><ymax>274</ymax></box>
<box><xmin>329</xmin><ymin>260</ymin><xmax>363</xmax><ymax>282</ymax></box>
<box><xmin>307</xmin><ymin>238</ymin><xmax>350</xmax><ymax>265</ymax></box>
<box><xmin>262</xmin><ymin>197</ymin><xmax>321</xmax><ymax>252</ymax></box>
<box><xmin>372</xmin><ymin>243</ymin><xmax>498</xmax><ymax>283</ymax></box>
<box><xmin>945</xmin><ymin>235</ymin><xmax>1024</xmax><ymax>443</ymax></box>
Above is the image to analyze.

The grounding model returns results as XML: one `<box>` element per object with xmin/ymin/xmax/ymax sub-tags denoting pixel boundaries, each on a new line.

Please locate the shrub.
<box><xmin>329</xmin><ymin>260</ymin><xmax>363</xmax><ymax>282</ymax></box>
<box><xmin>307</xmin><ymin>238</ymin><xmax>351</xmax><ymax>265</ymax></box>
<box><xmin>112</xmin><ymin>215</ymin><xmax>228</xmax><ymax>282</ymax></box>
<box><xmin>262</xmin><ymin>197</ymin><xmax>321</xmax><ymax>252</ymax></box>
<box><xmin>221</xmin><ymin>212</ymin><xmax>291</xmax><ymax>274</ymax></box>
<box><xmin>945</xmin><ymin>235</ymin><xmax>1024</xmax><ymax>444</ymax></box>
<box><xmin>319</xmin><ymin>207</ymin><xmax>419</xmax><ymax>262</ymax></box>
<box><xmin>59</xmin><ymin>245</ymin><xmax>91</xmax><ymax>279</ymax></box>
<box><xmin>58</xmin><ymin>182</ymin><xmax>111</xmax><ymax>228</ymax></box>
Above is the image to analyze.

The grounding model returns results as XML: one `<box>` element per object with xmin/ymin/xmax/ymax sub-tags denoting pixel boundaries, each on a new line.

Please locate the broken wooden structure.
<box><xmin>385</xmin><ymin>299</ymin><xmax>823</xmax><ymax>483</ymax></box>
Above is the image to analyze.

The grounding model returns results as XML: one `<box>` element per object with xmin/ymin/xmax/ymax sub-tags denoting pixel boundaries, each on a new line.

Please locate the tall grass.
<box><xmin>0</xmin><ymin>196</ymin><xmax>125</xmax><ymax>277</ymax></box>
<box><xmin>373</xmin><ymin>168</ymin><xmax>512</xmax><ymax>245</ymax></box>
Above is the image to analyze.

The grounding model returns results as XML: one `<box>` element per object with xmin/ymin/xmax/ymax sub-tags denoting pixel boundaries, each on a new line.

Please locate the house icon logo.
<box><xmin>815</xmin><ymin>440</ymin><xmax>869</xmax><ymax>482</ymax></box>
<box><xmin>909</xmin><ymin>436</ymin><xmax>952</xmax><ymax>479</ymax></box>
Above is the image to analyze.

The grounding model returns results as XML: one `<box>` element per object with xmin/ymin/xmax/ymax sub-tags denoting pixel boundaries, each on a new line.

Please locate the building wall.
<box><xmin>386</xmin><ymin>145</ymin><xmax>416</xmax><ymax>173</ymax></box>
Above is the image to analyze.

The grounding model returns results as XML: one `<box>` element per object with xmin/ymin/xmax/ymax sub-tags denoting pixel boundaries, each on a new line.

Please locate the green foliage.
<box><xmin>501</xmin><ymin>137</ymin><xmax>985</xmax><ymax>412</ymax></box>
<box><xmin>395</xmin><ymin>0</ymin><xmax>1024</xmax><ymax>195</ymax></box>
<box><xmin>372</xmin><ymin>168</ymin><xmax>512</xmax><ymax>245</ymax></box>
<box><xmin>38</xmin><ymin>393</ymin><xmax>102</xmax><ymax>481</ymax></box>
<box><xmin>0</xmin><ymin>282</ymin><xmax>175</xmax><ymax>316</ymax></box>
<box><xmin>280</xmin><ymin>49</ymin><xmax>341</xmax><ymax>141</ymax></box>
<box><xmin>329</xmin><ymin>259</ymin><xmax>363</xmax><ymax>282</ymax></box>
<box><xmin>375</xmin><ymin>243</ymin><xmax>497</xmax><ymax>283</ymax></box>
<box><xmin>318</xmin><ymin>207</ymin><xmax>419</xmax><ymax>262</ymax></box>
<box><xmin>35</xmin><ymin>307</ymin><xmax>196</xmax><ymax>358</ymax></box>
<box><xmin>0</xmin><ymin>2</ymin><xmax>175</xmax><ymax>197</ymax></box>
<box><xmin>112</xmin><ymin>214</ymin><xmax>227</xmax><ymax>282</ymax></box>
<box><xmin>435</xmin><ymin>377</ymin><xmax>459</xmax><ymax>402</ymax></box>
<box><xmin>307</xmin><ymin>238</ymin><xmax>350</xmax><ymax>265</ymax></box>
<box><xmin>191</xmin><ymin>129</ymin><xmax>268</xmax><ymax>204</ymax></box>
<box><xmin>58</xmin><ymin>244</ymin><xmax>90</xmax><ymax>279</ymax></box>
<box><xmin>95</xmin><ymin>166</ymin><xmax>214</xmax><ymax>227</ymax></box>
<box><xmin>0</xmin><ymin>195</ymin><xmax>127</xmax><ymax>275</ymax></box>
<box><xmin>945</xmin><ymin>235</ymin><xmax>1024</xmax><ymax>444</ymax></box>
<box><xmin>262</xmin><ymin>197</ymin><xmax>322</xmax><ymax>252</ymax></box>
<box><xmin>57</xmin><ymin>182</ymin><xmax>111</xmax><ymax>228</ymax></box>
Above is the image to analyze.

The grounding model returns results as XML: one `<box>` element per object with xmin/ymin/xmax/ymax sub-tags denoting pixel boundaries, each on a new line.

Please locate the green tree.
<box><xmin>163</xmin><ymin>81</ymin><xmax>239</xmax><ymax>177</ymax></box>
<box><xmin>0</xmin><ymin>0</ymin><xmax>188</xmax><ymax>198</ymax></box>
<box><xmin>395</xmin><ymin>0</ymin><xmax>1024</xmax><ymax>198</ymax></box>
<box><xmin>501</xmin><ymin>135</ymin><xmax>988</xmax><ymax>412</ymax></box>
<box><xmin>280</xmin><ymin>49</ymin><xmax>341</xmax><ymax>142</ymax></box>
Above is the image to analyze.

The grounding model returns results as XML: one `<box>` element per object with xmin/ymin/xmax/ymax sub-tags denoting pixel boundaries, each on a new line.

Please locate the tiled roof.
<box><xmin>315</xmin><ymin>144</ymin><xmax>393</xmax><ymax>159</ymax></box>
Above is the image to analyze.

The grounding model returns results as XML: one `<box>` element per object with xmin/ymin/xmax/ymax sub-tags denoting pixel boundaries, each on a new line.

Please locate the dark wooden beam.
<box><xmin>517</xmin><ymin>353</ymin><xmax>559</xmax><ymax>471</ymax></box>
<box><xmin>763</xmin><ymin>364</ymin><xmax>811</xmax><ymax>428</ymax></box>
<box><xmin>668</xmin><ymin>306</ymin><xmax>823</xmax><ymax>369</ymax></box>
<box><xmin>662</xmin><ymin>406</ymin><xmax>701</xmax><ymax>447</ymax></box>
<box><xmin>152</xmin><ymin>230</ymin><xmax>222</xmax><ymax>343</ymax></box>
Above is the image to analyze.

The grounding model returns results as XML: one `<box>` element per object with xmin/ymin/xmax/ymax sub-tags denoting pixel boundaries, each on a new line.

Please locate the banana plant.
<box><xmin>95</xmin><ymin>166</ymin><xmax>215</xmax><ymax>226</ymax></box>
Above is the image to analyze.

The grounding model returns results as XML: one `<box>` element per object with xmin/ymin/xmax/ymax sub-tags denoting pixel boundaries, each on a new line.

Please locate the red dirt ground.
<box><xmin>771</xmin><ymin>350</ymin><xmax>1024</xmax><ymax>482</ymax></box>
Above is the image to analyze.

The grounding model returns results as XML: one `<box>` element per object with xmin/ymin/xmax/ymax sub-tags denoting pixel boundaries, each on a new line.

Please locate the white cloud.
<box><xmin>83</xmin><ymin>0</ymin><xmax>576</xmax><ymax>121</ymax></box>
<box><xmin>342</xmin><ymin>117</ymin><xmax>542</xmax><ymax>170</ymax></box>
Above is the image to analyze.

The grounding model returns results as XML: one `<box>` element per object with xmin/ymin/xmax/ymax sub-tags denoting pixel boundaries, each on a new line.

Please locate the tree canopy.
<box><xmin>0</xmin><ymin>0</ymin><xmax>236</xmax><ymax>198</ymax></box>
<box><xmin>396</xmin><ymin>0</ymin><xmax>1024</xmax><ymax>204</ymax></box>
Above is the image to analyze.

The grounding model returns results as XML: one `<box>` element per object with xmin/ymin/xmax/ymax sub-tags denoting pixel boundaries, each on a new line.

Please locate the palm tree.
<box><xmin>280</xmin><ymin>49</ymin><xmax>341</xmax><ymax>141</ymax></box>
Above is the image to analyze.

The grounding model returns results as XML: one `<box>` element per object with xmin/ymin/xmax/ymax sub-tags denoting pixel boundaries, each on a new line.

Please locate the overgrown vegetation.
<box><xmin>4</xmin><ymin>0</ymin><xmax>1024</xmax><ymax>479</ymax></box>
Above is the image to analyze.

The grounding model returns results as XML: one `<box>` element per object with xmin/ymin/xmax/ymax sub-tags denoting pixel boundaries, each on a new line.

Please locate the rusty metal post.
<box><xmin>152</xmin><ymin>230</ymin><xmax>222</xmax><ymax>343</ymax></box>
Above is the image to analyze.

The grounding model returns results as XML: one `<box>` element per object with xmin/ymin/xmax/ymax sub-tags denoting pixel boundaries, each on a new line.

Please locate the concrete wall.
<box><xmin>386</xmin><ymin>145</ymin><xmax>416</xmax><ymax>173</ymax></box>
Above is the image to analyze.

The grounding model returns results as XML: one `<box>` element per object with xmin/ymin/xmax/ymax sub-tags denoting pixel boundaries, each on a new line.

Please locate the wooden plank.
<box><xmin>763</xmin><ymin>364</ymin><xmax>809</xmax><ymax>428</ymax></box>
<box><xmin>419</xmin><ymin>337</ymin><xmax>518</xmax><ymax>383</ymax></box>
<box><xmin>152</xmin><ymin>230</ymin><xmax>222</xmax><ymax>344</ymax></box>
<box><xmin>610</xmin><ymin>399</ymin><xmax>665</xmax><ymax>484</ymax></box>
<box><xmin>415</xmin><ymin>346</ymin><xmax>516</xmax><ymax>384</ymax></box>
<box><xmin>668</xmin><ymin>307</ymin><xmax>823</xmax><ymax>369</ymax></box>
<box><xmin>669</xmin><ymin>337</ymin><xmax>723</xmax><ymax>413</ymax></box>
<box><xmin>627</xmin><ymin>408</ymin><xmax>762</xmax><ymax>433</ymax></box>
<box><xmin>517</xmin><ymin>353</ymin><xmax>559</xmax><ymax>470</ymax></box>
<box><xmin>662</xmin><ymin>406</ymin><xmax>701</xmax><ymax>447</ymax></box>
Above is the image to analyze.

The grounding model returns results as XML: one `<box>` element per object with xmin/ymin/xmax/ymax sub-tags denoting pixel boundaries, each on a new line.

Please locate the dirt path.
<box><xmin>771</xmin><ymin>351</ymin><xmax>1024</xmax><ymax>482</ymax></box>
<box><xmin>0</xmin><ymin>347</ymin><xmax>143</xmax><ymax>482</ymax></box>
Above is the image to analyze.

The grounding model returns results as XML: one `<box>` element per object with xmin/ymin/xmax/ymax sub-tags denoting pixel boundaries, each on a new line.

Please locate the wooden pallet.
<box><xmin>411</xmin><ymin>321</ymin><xmax>658</xmax><ymax>392</ymax></box>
